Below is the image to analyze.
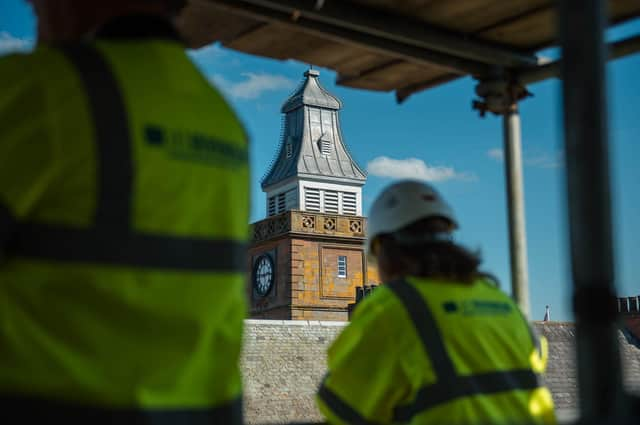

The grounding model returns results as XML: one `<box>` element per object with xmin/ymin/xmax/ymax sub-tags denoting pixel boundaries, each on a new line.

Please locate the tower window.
<box><xmin>337</xmin><ymin>256</ymin><xmax>347</xmax><ymax>278</ymax></box>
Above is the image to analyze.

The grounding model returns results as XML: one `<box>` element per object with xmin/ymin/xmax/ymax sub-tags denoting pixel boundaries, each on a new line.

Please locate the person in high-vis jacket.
<box><xmin>317</xmin><ymin>180</ymin><xmax>556</xmax><ymax>425</ymax></box>
<box><xmin>0</xmin><ymin>1</ymin><xmax>248</xmax><ymax>423</ymax></box>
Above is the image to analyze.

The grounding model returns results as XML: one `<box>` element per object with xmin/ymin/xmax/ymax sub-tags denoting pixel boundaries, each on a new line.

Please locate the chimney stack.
<box><xmin>543</xmin><ymin>305</ymin><xmax>550</xmax><ymax>322</ymax></box>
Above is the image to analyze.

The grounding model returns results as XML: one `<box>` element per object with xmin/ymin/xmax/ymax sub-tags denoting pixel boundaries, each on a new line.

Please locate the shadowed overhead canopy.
<box><xmin>177</xmin><ymin>0</ymin><xmax>640</xmax><ymax>101</ymax></box>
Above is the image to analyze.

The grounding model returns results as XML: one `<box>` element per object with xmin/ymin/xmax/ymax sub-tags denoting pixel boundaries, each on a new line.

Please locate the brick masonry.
<box><xmin>241</xmin><ymin>320</ymin><xmax>640</xmax><ymax>424</ymax></box>
<box><xmin>249</xmin><ymin>211</ymin><xmax>380</xmax><ymax>322</ymax></box>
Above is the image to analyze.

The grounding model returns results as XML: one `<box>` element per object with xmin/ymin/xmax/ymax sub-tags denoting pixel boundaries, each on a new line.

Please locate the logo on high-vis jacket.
<box><xmin>443</xmin><ymin>299</ymin><xmax>512</xmax><ymax>316</ymax></box>
<box><xmin>144</xmin><ymin>124</ymin><xmax>247</xmax><ymax>167</ymax></box>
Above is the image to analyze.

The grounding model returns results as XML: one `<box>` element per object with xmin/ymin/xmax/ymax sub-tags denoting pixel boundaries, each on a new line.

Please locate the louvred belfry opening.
<box><xmin>262</xmin><ymin>69</ymin><xmax>366</xmax><ymax>217</ymax></box>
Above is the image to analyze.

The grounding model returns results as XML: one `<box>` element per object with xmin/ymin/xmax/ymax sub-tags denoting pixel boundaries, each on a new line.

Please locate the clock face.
<box><xmin>253</xmin><ymin>255</ymin><xmax>274</xmax><ymax>297</ymax></box>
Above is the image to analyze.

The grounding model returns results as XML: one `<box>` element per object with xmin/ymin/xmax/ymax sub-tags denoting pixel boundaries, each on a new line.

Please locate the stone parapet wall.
<box><xmin>251</xmin><ymin>210</ymin><xmax>366</xmax><ymax>244</ymax></box>
<box><xmin>242</xmin><ymin>320</ymin><xmax>640</xmax><ymax>424</ymax></box>
<box><xmin>242</xmin><ymin>320</ymin><xmax>346</xmax><ymax>424</ymax></box>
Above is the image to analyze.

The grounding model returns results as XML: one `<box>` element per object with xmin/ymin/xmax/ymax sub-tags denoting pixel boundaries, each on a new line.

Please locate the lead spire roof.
<box><xmin>281</xmin><ymin>69</ymin><xmax>341</xmax><ymax>113</ymax></box>
<box><xmin>262</xmin><ymin>69</ymin><xmax>366</xmax><ymax>189</ymax></box>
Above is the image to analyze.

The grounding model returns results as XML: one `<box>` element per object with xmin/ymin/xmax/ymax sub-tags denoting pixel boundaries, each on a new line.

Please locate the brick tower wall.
<box><xmin>248</xmin><ymin>237</ymin><xmax>293</xmax><ymax>320</ymax></box>
<box><xmin>290</xmin><ymin>237</ymin><xmax>379</xmax><ymax>321</ymax></box>
<box><xmin>248</xmin><ymin>211</ymin><xmax>380</xmax><ymax>321</ymax></box>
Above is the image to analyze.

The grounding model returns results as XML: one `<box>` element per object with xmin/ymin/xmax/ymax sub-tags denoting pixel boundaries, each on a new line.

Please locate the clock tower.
<box><xmin>248</xmin><ymin>69</ymin><xmax>379</xmax><ymax>321</ymax></box>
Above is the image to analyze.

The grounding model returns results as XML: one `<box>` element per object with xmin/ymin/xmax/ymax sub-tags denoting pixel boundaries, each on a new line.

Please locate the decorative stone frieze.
<box><xmin>251</xmin><ymin>210</ymin><xmax>366</xmax><ymax>243</ymax></box>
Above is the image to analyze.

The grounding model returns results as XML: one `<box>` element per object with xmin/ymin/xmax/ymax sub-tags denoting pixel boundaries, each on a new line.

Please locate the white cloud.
<box><xmin>0</xmin><ymin>31</ymin><xmax>33</xmax><ymax>55</ymax></box>
<box><xmin>487</xmin><ymin>147</ymin><xmax>563</xmax><ymax>169</ymax></box>
<box><xmin>210</xmin><ymin>72</ymin><xmax>296</xmax><ymax>100</ymax></box>
<box><xmin>366</xmin><ymin>156</ymin><xmax>475</xmax><ymax>182</ymax></box>
<box><xmin>487</xmin><ymin>148</ymin><xmax>504</xmax><ymax>161</ymax></box>
<box><xmin>525</xmin><ymin>151</ymin><xmax>564</xmax><ymax>169</ymax></box>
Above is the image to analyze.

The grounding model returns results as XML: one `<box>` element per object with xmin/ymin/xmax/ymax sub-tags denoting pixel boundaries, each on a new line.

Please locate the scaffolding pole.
<box><xmin>558</xmin><ymin>0</ymin><xmax>628</xmax><ymax>422</ymax></box>
<box><xmin>473</xmin><ymin>80</ymin><xmax>531</xmax><ymax>317</ymax></box>
<box><xmin>503</xmin><ymin>104</ymin><xmax>530</xmax><ymax>317</ymax></box>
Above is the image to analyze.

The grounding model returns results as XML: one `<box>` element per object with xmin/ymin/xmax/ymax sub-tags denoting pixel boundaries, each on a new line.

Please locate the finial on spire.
<box><xmin>305</xmin><ymin>67</ymin><xmax>320</xmax><ymax>77</ymax></box>
<box><xmin>281</xmin><ymin>66</ymin><xmax>340</xmax><ymax>113</ymax></box>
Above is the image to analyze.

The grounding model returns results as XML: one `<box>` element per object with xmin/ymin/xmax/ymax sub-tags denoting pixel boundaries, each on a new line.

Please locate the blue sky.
<box><xmin>2</xmin><ymin>1</ymin><xmax>638</xmax><ymax>321</ymax></box>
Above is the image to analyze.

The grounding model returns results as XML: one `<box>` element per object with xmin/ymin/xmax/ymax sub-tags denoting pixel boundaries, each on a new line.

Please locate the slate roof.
<box><xmin>534</xmin><ymin>322</ymin><xmax>640</xmax><ymax>411</ymax></box>
<box><xmin>262</xmin><ymin>70</ymin><xmax>366</xmax><ymax>190</ymax></box>
<box><xmin>240</xmin><ymin>320</ymin><xmax>640</xmax><ymax>423</ymax></box>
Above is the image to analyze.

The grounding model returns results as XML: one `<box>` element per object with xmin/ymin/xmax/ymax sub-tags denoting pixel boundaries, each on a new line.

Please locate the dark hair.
<box><xmin>392</xmin><ymin>240</ymin><xmax>481</xmax><ymax>283</ymax></box>
<box><xmin>379</xmin><ymin>217</ymin><xmax>482</xmax><ymax>283</ymax></box>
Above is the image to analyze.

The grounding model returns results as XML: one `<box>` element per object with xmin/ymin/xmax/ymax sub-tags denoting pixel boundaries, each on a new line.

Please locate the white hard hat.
<box><xmin>366</xmin><ymin>180</ymin><xmax>458</xmax><ymax>255</ymax></box>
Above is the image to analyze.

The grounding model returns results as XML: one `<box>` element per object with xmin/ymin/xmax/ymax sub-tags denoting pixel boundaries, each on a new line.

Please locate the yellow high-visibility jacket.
<box><xmin>0</xmin><ymin>16</ymin><xmax>249</xmax><ymax>423</ymax></box>
<box><xmin>317</xmin><ymin>277</ymin><xmax>556</xmax><ymax>425</ymax></box>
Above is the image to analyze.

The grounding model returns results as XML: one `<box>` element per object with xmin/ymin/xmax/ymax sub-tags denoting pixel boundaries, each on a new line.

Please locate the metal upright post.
<box><xmin>503</xmin><ymin>103</ymin><xmax>530</xmax><ymax>317</ymax></box>
<box><xmin>473</xmin><ymin>80</ymin><xmax>531</xmax><ymax>317</ymax></box>
<box><xmin>558</xmin><ymin>0</ymin><xmax>627</xmax><ymax>422</ymax></box>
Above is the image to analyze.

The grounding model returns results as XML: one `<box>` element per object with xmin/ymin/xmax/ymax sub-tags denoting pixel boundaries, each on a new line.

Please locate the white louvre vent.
<box><xmin>342</xmin><ymin>192</ymin><xmax>357</xmax><ymax>215</ymax></box>
<box><xmin>301</xmin><ymin>187</ymin><xmax>360</xmax><ymax>215</ymax></box>
<box><xmin>268</xmin><ymin>196</ymin><xmax>276</xmax><ymax>216</ymax></box>
<box><xmin>324</xmin><ymin>190</ymin><xmax>339</xmax><ymax>214</ymax></box>
<box><xmin>319</xmin><ymin>139</ymin><xmax>331</xmax><ymax>156</ymax></box>
<box><xmin>305</xmin><ymin>187</ymin><xmax>321</xmax><ymax>212</ymax></box>
<box><xmin>277</xmin><ymin>193</ymin><xmax>286</xmax><ymax>212</ymax></box>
